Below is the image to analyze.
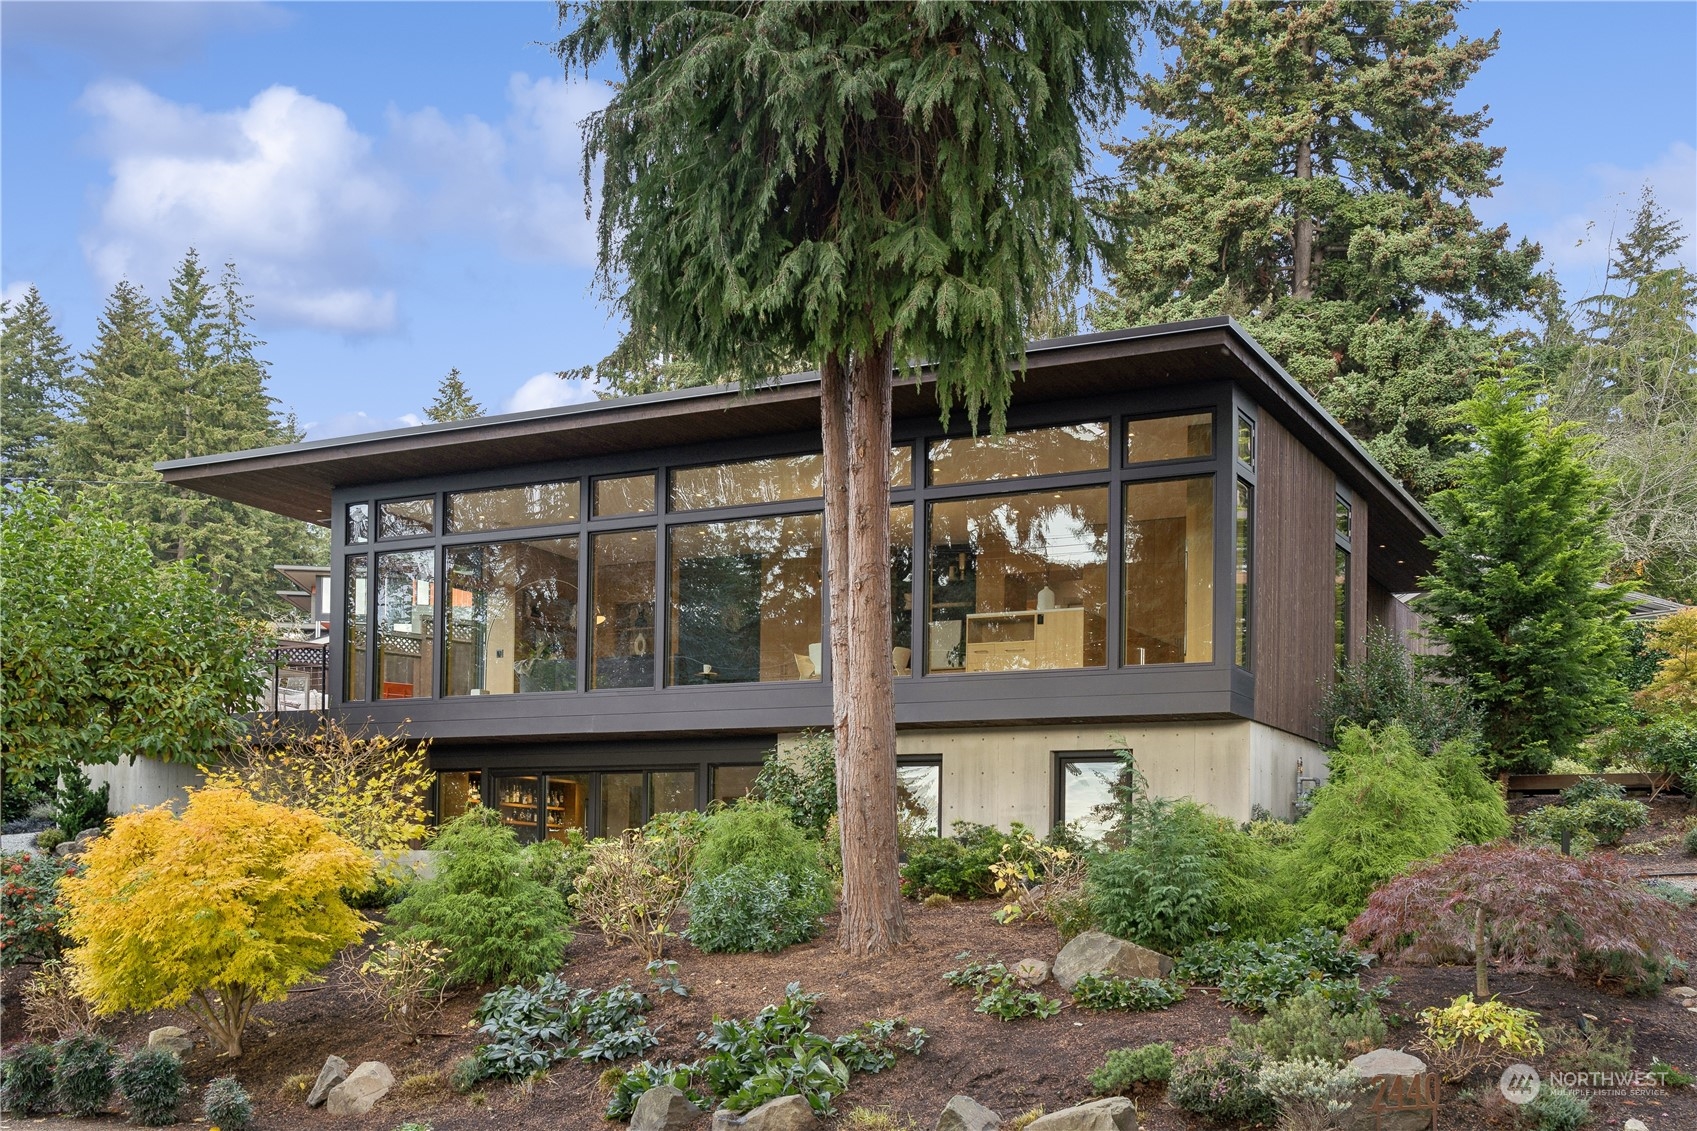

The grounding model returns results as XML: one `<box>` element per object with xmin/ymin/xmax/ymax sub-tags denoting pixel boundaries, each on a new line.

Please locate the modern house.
<box><xmin>159</xmin><ymin>317</ymin><xmax>1437</xmax><ymax>843</ymax></box>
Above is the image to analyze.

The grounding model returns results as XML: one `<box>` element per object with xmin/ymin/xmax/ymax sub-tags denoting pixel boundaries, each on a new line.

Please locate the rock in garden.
<box><xmin>1349</xmin><ymin>1049</ymin><xmax>1426</xmax><ymax>1078</ymax></box>
<box><xmin>1011</xmin><ymin>959</ymin><xmax>1050</xmax><ymax>988</ymax></box>
<box><xmin>146</xmin><ymin>1026</ymin><xmax>193</xmax><ymax>1056</ymax></box>
<box><xmin>1344</xmin><ymin>1049</ymin><xmax>1435</xmax><ymax>1131</ymax></box>
<box><xmin>1025</xmin><ymin>1098</ymin><xmax>1137</xmax><ymax>1131</ymax></box>
<box><xmin>1052</xmin><ymin>931</ymin><xmax>1173</xmax><ymax>992</ymax></box>
<box><xmin>710</xmin><ymin>1093</ymin><xmax>815</xmax><ymax>1131</ymax></box>
<box><xmin>1670</xmin><ymin>986</ymin><xmax>1697</xmax><ymax>999</ymax></box>
<box><xmin>325</xmin><ymin>1061</ymin><xmax>392</xmax><ymax>1117</ymax></box>
<box><xmin>632</xmin><ymin>1085</ymin><xmax>702</xmax><ymax>1131</ymax></box>
<box><xmin>937</xmin><ymin>1093</ymin><xmax>1002</xmax><ymax>1131</ymax></box>
<box><xmin>305</xmin><ymin>1054</ymin><xmax>349</xmax><ymax>1107</ymax></box>
<box><xmin>1625</xmin><ymin>1120</ymin><xmax>1650</xmax><ymax>1131</ymax></box>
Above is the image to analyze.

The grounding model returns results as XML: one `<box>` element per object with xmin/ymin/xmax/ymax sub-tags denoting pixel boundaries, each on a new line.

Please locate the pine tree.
<box><xmin>1418</xmin><ymin>369</ymin><xmax>1630</xmax><ymax>773</ymax></box>
<box><xmin>423</xmin><ymin>367</ymin><xmax>484</xmax><ymax>421</ymax></box>
<box><xmin>1553</xmin><ymin>188</ymin><xmax>1697</xmax><ymax>601</ymax></box>
<box><xmin>0</xmin><ymin>286</ymin><xmax>72</xmax><ymax>482</ymax></box>
<box><xmin>1093</xmin><ymin>0</ymin><xmax>1542</xmax><ymax>493</ymax></box>
<box><xmin>560</xmin><ymin>0</ymin><xmax>1156</xmax><ymax>955</ymax></box>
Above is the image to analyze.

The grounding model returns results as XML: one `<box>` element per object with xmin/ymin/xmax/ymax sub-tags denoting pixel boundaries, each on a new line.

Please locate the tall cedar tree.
<box><xmin>1547</xmin><ymin>188</ymin><xmax>1697</xmax><ymax>602</ymax></box>
<box><xmin>56</xmin><ymin>252</ymin><xmax>321</xmax><ymax>610</ymax></box>
<box><xmin>558</xmin><ymin>0</ymin><xmax>1154</xmax><ymax>955</ymax></box>
<box><xmin>423</xmin><ymin>367</ymin><xmax>484</xmax><ymax>421</ymax></box>
<box><xmin>1094</xmin><ymin>0</ymin><xmax>1541</xmax><ymax>493</ymax></box>
<box><xmin>1</xmin><ymin>286</ymin><xmax>72</xmax><ymax>482</ymax></box>
<box><xmin>1418</xmin><ymin>370</ymin><xmax>1630</xmax><ymax>773</ymax></box>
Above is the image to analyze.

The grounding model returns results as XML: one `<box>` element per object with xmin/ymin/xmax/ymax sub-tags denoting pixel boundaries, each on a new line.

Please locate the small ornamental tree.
<box><xmin>61</xmin><ymin>788</ymin><xmax>371</xmax><ymax>1056</ymax></box>
<box><xmin>1638</xmin><ymin>609</ymin><xmax>1697</xmax><ymax>715</ymax></box>
<box><xmin>1348</xmin><ymin>842</ymin><xmax>1679</xmax><ymax>999</ymax></box>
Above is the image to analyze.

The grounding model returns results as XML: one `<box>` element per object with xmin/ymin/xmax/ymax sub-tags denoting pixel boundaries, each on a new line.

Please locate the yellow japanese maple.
<box><xmin>1639</xmin><ymin>609</ymin><xmax>1697</xmax><ymax>714</ymax></box>
<box><xmin>61</xmin><ymin>787</ymin><xmax>372</xmax><ymax>1056</ymax></box>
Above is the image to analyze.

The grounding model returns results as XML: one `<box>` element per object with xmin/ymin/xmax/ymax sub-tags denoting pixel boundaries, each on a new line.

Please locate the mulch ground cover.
<box><xmin>7</xmin><ymin>797</ymin><xmax>1697</xmax><ymax>1129</ymax></box>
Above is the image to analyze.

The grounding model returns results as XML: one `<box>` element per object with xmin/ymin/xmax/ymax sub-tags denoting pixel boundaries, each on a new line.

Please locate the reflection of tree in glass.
<box><xmin>670</xmin><ymin>516</ymin><xmax>821</xmax><ymax>682</ymax></box>
<box><xmin>930</xmin><ymin>422</ymin><xmax>1109</xmax><ymax>485</ymax></box>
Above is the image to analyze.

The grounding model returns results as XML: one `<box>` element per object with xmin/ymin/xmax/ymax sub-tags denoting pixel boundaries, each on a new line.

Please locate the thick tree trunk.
<box><xmin>1293</xmin><ymin>134</ymin><xmax>1314</xmax><ymax>300</ymax></box>
<box><xmin>820</xmin><ymin>354</ymin><xmax>852</xmax><ymax>817</ymax></box>
<box><xmin>832</xmin><ymin>334</ymin><xmax>907</xmax><ymax>956</ymax></box>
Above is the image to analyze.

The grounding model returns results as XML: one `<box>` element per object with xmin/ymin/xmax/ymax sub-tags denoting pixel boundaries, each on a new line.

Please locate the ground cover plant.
<box><xmin>1348</xmin><ymin>842</ymin><xmax>1681</xmax><ymax>997</ymax></box>
<box><xmin>1167</xmin><ymin>1044</ymin><xmax>1277</xmax><ymax>1125</ymax></box>
<box><xmin>1229</xmin><ymin>986</ymin><xmax>1387</xmax><ymax>1063</ymax></box>
<box><xmin>1087</xmin><ymin>1042</ymin><xmax>1174</xmax><ymax>1096</ymax></box>
<box><xmin>1175</xmin><ymin>928</ymin><xmax>1385</xmax><ymax>1014</ymax></box>
<box><xmin>942</xmin><ymin>955</ymin><xmax>1063</xmax><ymax>1021</ymax></box>
<box><xmin>1069</xmin><ymin>973</ymin><xmax>1184</xmax><ymax>1012</ymax></box>
<box><xmin>461</xmin><ymin>973</ymin><xmax>658</xmax><ymax>1086</ymax></box>
<box><xmin>60</xmin><ymin>787</ymin><xmax>371</xmax><ymax>1057</ymax></box>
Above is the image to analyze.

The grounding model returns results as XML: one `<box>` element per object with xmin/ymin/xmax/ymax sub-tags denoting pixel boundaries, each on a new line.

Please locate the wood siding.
<box><xmin>1369</xmin><ymin>580</ymin><xmax>1439</xmax><ymax>656</ymax></box>
<box><xmin>1253</xmin><ymin>415</ymin><xmax>1336</xmax><ymax>740</ymax></box>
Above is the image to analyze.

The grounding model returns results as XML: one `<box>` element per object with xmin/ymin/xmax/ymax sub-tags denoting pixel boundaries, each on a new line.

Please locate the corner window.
<box><xmin>1236</xmin><ymin>412</ymin><xmax>1257</xmax><ymax>470</ymax></box>
<box><xmin>1123</xmin><ymin>477</ymin><xmax>1214</xmax><ymax>665</ymax></box>
<box><xmin>1125</xmin><ymin>411</ymin><xmax>1213</xmax><ymax>465</ymax></box>
<box><xmin>1056</xmin><ymin>754</ymin><xmax>1120</xmax><ymax>842</ymax></box>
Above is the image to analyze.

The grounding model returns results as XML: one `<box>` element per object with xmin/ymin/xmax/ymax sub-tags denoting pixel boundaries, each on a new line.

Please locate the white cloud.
<box><xmin>78</xmin><ymin>74</ymin><xmax>609</xmax><ymax>335</ymax></box>
<box><xmin>303</xmin><ymin>410</ymin><xmax>423</xmax><ymax>442</ymax></box>
<box><xmin>2</xmin><ymin>281</ymin><xmax>34</xmax><ymax>307</ymax></box>
<box><xmin>505</xmin><ymin>371</ymin><xmax>602</xmax><ymax>413</ymax></box>
<box><xmin>2</xmin><ymin>2</ymin><xmax>289</xmax><ymax>73</ymax></box>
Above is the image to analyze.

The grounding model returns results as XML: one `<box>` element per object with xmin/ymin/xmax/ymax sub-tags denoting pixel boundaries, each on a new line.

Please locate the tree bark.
<box><xmin>832</xmin><ymin>334</ymin><xmax>907</xmax><ymax>956</ymax></box>
<box><xmin>1293</xmin><ymin>133</ymin><xmax>1314</xmax><ymax>300</ymax></box>
<box><xmin>820</xmin><ymin>354</ymin><xmax>852</xmax><ymax>819</ymax></box>
<box><xmin>1473</xmin><ymin>903</ymin><xmax>1489</xmax><ymax>1000</ymax></box>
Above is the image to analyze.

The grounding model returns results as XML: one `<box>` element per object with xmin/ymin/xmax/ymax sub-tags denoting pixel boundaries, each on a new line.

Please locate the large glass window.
<box><xmin>1123</xmin><ymin>477</ymin><xmax>1214</xmax><ymax>665</ymax></box>
<box><xmin>594</xmin><ymin>474</ymin><xmax>655</xmax><ymax>517</ymax></box>
<box><xmin>892</xmin><ymin>505</ymin><xmax>914</xmax><ymax>676</ymax></box>
<box><xmin>343</xmin><ymin>556</ymin><xmax>368</xmax><ymax>701</ymax></box>
<box><xmin>1057</xmin><ymin>755</ymin><xmax>1119</xmax><ymax>842</ymax></box>
<box><xmin>494</xmin><ymin>773</ymin><xmax>587</xmax><ymax>843</ymax></box>
<box><xmin>590</xmin><ymin>530</ymin><xmax>657</xmax><ymax>689</ymax></box>
<box><xmin>445</xmin><ymin>538</ymin><xmax>579</xmax><ymax>696</ymax></box>
<box><xmin>926</xmin><ymin>487</ymin><xmax>1109</xmax><ymax>673</ymax></box>
<box><xmin>346</xmin><ymin>503</ymin><xmax>370</xmax><ymax>545</ymax></box>
<box><xmin>437</xmin><ymin>771</ymin><xmax>483</xmax><ymax>822</ymax></box>
<box><xmin>712</xmin><ymin>764</ymin><xmax>761</xmax><ymax>804</ymax></box>
<box><xmin>928</xmin><ymin>422</ymin><xmax>1108</xmax><ymax>486</ymax></box>
<box><xmin>669</xmin><ymin>454</ymin><xmax>822</xmax><ymax>511</ymax></box>
<box><xmin>1336</xmin><ymin>546</ymin><xmax>1351</xmax><ymax>669</ymax></box>
<box><xmin>601</xmin><ymin>770</ymin><xmax>699</xmax><ymax>835</ymax></box>
<box><xmin>379</xmin><ymin>497</ymin><xmax>434</xmax><ymax>539</ymax></box>
<box><xmin>1125</xmin><ymin>411</ymin><xmax>1213</xmax><ymax>465</ymax></box>
<box><xmin>890</xmin><ymin>444</ymin><xmax>914</xmax><ymax>488</ymax></box>
<box><xmin>376</xmin><ymin>550</ymin><xmax>434</xmax><ymax>698</ymax></box>
<box><xmin>1235</xmin><ymin>480</ymin><xmax>1253</xmax><ymax>669</ymax></box>
<box><xmin>897</xmin><ymin>758</ymin><xmax>941</xmax><ymax>837</ymax></box>
<box><xmin>446</xmin><ymin>480</ymin><xmax>578</xmax><ymax>534</ymax></box>
<box><xmin>668</xmin><ymin>514</ymin><xmax>823</xmax><ymax>684</ymax></box>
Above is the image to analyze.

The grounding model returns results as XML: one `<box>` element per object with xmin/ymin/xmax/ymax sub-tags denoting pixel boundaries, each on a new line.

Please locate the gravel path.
<box><xmin>1</xmin><ymin>830</ymin><xmax>42</xmax><ymax>853</ymax></box>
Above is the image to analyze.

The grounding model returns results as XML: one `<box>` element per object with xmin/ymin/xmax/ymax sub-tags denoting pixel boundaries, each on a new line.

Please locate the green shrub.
<box><xmin>751</xmin><ymin>730</ymin><xmax>837</xmax><ymax>835</ymax></box>
<box><xmin>54</xmin><ymin>766</ymin><xmax>109</xmax><ymax>839</ymax></box>
<box><xmin>522</xmin><ymin>831</ymin><xmax>590</xmax><ymax>903</ymax></box>
<box><xmin>1070</xmin><ymin>974</ymin><xmax>1183</xmax><ymax>1012</ymax></box>
<box><xmin>603</xmin><ymin>1061</ymin><xmax>707</xmax><ymax>1121</ymax></box>
<box><xmin>33</xmin><ymin>827</ymin><xmax>68</xmax><ymax>853</ymax></box>
<box><xmin>1088</xmin><ymin>1042</ymin><xmax>1174</xmax><ymax>1095</ymax></box>
<box><xmin>1167</xmin><ymin>1045</ymin><xmax>1276</xmax><ymax>1124</ymax></box>
<box><xmin>1433</xmin><ymin>739</ymin><xmax>1511</xmax><ymax>844</ymax></box>
<box><xmin>386</xmin><ymin>809</ymin><xmax>571</xmax><ymax>987</ymax></box>
<box><xmin>694</xmin><ymin>800</ymin><xmax>822</xmax><ymax>882</ymax></box>
<box><xmin>1</xmin><ymin>1042</ymin><xmax>57</xmax><ymax>1114</ymax></box>
<box><xmin>117</xmin><ymin>1048</ymin><xmax>187</xmax><ymax>1126</ymax></box>
<box><xmin>201</xmin><ymin>1077</ymin><xmax>252</xmax><ymax>1131</ymax></box>
<box><xmin>1</xmin><ymin>850</ymin><xmax>79</xmax><ymax>966</ymax></box>
<box><xmin>1319</xmin><ymin>624</ymin><xmax>1481</xmax><ymax>753</ymax></box>
<box><xmin>1231</xmin><ymin>986</ymin><xmax>1387</xmax><ymax>1062</ymax></box>
<box><xmin>343</xmin><ymin>869</ymin><xmax>412</xmax><ymax>910</ymax></box>
<box><xmin>1176</xmin><ymin>928</ymin><xmax>1383</xmax><ymax>1014</ymax></box>
<box><xmin>1088</xmin><ymin>798</ymin><xmax>1223</xmax><ymax>954</ymax></box>
<box><xmin>53</xmin><ymin>1034</ymin><xmax>117</xmax><ymax>1117</ymax></box>
<box><xmin>1254</xmin><ymin>1057</ymin><xmax>1362</xmax><ymax>1126</ymax></box>
<box><xmin>900</xmin><ymin>823</ymin><xmax>1006</xmax><ymax>898</ymax></box>
<box><xmin>1685</xmin><ymin>826</ymin><xmax>1697</xmax><ymax>857</ymax></box>
<box><xmin>1560</xmin><ymin>777</ymin><xmax>1625</xmax><ymax>806</ymax></box>
<box><xmin>1284</xmin><ymin>724</ymin><xmax>1458</xmax><ymax>927</ymax></box>
<box><xmin>943</xmin><ymin>956</ymin><xmax>1063</xmax><ymax>1021</ymax></box>
<box><xmin>447</xmin><ymin>1055</ymin><xmax>486</xmax><ymax>1095</ymax></box>
<box><xmin>687</xmin><ymin>863</ymin><xmax>831</xmax><ymax>953</ymax></box>
<box><xmin>1523</xmin><ymin>797</ymin><xmax>1649</xmax><ymax>851</ymax></box>
<box><xmin>1526</xmin><ymin>1085</ymin><xmax>1592</xmax><ymax>1131</ymax></box>
<box><xmin>1544</xmin><ymin>1022</ymin><xmax>1633</xmax><ymax>1078</ymax></box>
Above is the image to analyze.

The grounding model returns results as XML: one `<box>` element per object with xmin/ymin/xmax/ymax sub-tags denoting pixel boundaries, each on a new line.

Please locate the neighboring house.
<box><xmin>159</xmin><ymin>317</ymin><xmax>1437</xmax><ymax>842</ymax></box>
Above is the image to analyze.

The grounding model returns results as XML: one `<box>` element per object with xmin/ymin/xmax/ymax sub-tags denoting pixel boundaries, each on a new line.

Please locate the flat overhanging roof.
<box><xmin>159</xmin><ymin>317</ymin><xmax>1438</xmax><ymax>589</ymax></box>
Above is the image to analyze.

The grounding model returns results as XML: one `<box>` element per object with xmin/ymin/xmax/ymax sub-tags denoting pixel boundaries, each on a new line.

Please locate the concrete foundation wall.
<box><xmin>83</xmin><ymin>757</ymin><xmax>204</xmax><ymax>815</ymax></box>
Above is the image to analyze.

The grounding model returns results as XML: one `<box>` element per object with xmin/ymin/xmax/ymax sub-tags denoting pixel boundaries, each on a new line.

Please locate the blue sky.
<box><xmin>3</xmin><ymin>1</ymin><xmax>1694</xmax><ymax>441</ymax></box>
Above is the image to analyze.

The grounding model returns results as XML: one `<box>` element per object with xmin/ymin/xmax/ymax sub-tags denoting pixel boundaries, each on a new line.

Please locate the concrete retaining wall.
<box><xmin>83</xmin><ymin>757</ymin><xmax>204</xmax><ymax>815</ymax></box>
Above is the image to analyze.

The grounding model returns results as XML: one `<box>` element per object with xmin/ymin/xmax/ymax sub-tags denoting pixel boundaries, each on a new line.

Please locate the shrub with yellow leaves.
<box><xmin>61</xmin><ymin>787</ymin><xmax>372</xmax><ymax>1056</ymax></box>
<box><xmin>989</xmin><ymin>828</ymin><xmax>1090</xmax><ymax>935</ymax></box>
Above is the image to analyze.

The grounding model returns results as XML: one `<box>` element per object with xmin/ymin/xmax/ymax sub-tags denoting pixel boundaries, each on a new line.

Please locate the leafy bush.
<box><xmin>1283</xmin><ymin>724</ymin><xmax>1459</xmax><ymax>928</ymax></box>
<box><xmin>572</xmin><ymin>827</ymin><xmax>695</xmax><ymax>961</ymax></box>
<box><xmin>602</xmin><ymin>1061</ymin><xmax>706</xmax><ymax>1121</ymax></box>
<box><xmin>751</xmin><ymin>730</ymin><xmax>837</xmax><ymax>835</ymax></box>
<box><xmin>1</xmin><ymin>850</ymin><xmax>79</xmax><ymax>966</ymax></box>
<box><xmin>1525</xmin><ymin>1086</ymin><xmax>1592</xmax><ymax>1131</ymax></box>
<box><xmin>61</xmin><ymin>787</ymin><xmax>370</xmax><ymax>1057</ymax></box>
<box><xmin>471</xmin><ymin>974</ymin><xmax>657</xmax><ymax>1081</ymax></box>
<box><xmin>1522</xmin><ymin>796</ymin><xmax>1649</xmax><ymax>850</ymax></box>
<box><xmin>687</xmin><ymin>864</ymin><xmax>831</xmax><ymax>953</ymax></box>
<box><xmin>1414</xmin><ymin>995</ymin><xmax>1544</xmax><ymax>1082</ymax></box>
<box><xmin>203</xmin><ymin>714</ymin><xmax>433</xmax><ymax>853</ymax></box>
<box><xmin>1319</xmin><ymin>623</ymin><xmax>1481</xmax><ymax>753</ymax></box>
<box><xmin>1648</xmin><ymin>1058</ymin><xmax>1694</xmax><ymax>1087</ymax></box>
<box><xmin>694</xmin><ymin>800</ymin><xmax>820</xmax><ymax>882</ymax></box>
<box><xmin>388</xmin><ymin>808</ymin><xmax>570</xmax><ymax>986</ymax></box>
<box><xmin>1088</xmin><ymin>799</ymin><xmax>1224</xmax><ymax>954</ymax></box>
<box><xmin>901</xmin><ymin>823</ymin><xmax>1010</xmax><ymax>898</ymax></box>
<box><xmin>1255</xmin><ymin>1057</ymin><xmax>1361</xmax><ymax>1129</ymax></box>
<box><xmin>1433</xmin><ymin>739</ymin><xmax>1511</xmax><ymax>844</ymax></box>
<box><xmin>1088</xmin><ymin>1042</ymin><xmax>1173</xmax><ymax>1095</ymax></box>
<box><xmin>1560</xmin><ymin>777</ymin><xmax>1625</xmax><ymax>806</ymax></box>
<box><xmin>1543</xmin><ymin>1021</ymin><xmax>1633</xmax><ymax>1078</ymax></box>
<box><xmin>1</xmin><ymin>1042</ymin><xmax>57</xmax><ymax>1115</ymax></box>
<box><xmin>1070</xmin><ymin>974</ymin><xmax>1183</xmax><ymax>1012</ymax></box>
<box><xmin>1349</xmin><ymin>843</ymin><xmax>1681</xmax><ymax>997</ymax></box>
<box><xmin>1176</xmin><ymin>928</ymin><xmax>1382</xmax><ymax>1014</ymax></box>
<box><xmin>117</xmin><ymin>1048</ymin><xmax>187</xmax><ymax>1126</ymax></box>
<box><xmin>522</xmin><ymin>831</ymin><xmax>590</xmax><ymax>903</ymax></box>
<box><xmin>201</xmin><ymin>1077</ymin><xmax>252</xmax><ymax>1131</ymax></box>
<box><xmin>1637</xmin><ymin>608</ymin><xmax>1697</xmax><ymax>714</ymax></box>
<box><xmin>1230</xmin><ymin>986</ymin><xmax>1386</xmax><ymax>1062</ymax></box>
<box><xmin>342</xmin><ymin>938</ymin><xmax>452</xmax><ymax>1039</ymax></box>
<box><xmin>34</xmin><ymin>827</ymin><xmax>68</xmax><ymax>853</ymax></box>
<box><xmin>53</xmin><ymin>1034</ymin><xmax>118</xmax><ymax>1117</ymax></box>
<box><xmin>1686</xmin><ymin>825</ymin><xmax>1697</xmax><ymax>857</ymax></box>
<box><xmin>988</xmin><ymin>828</ymin><xmax>1092</xmax><ymax>935</ymax></box>
<box><xmin>943</xmin><ymin>956</ymin><xmax>1063</xmax><ymax>1021</ymax></box>
<box><xmin>1167</xmin><ymin>1045</ymin><xmax>1276</xmax><ymax>1125</ymax></box>
<box><xmin>54</xmin><ymin>766</ymin><xmax>109</xmax><ymax>839</ymax></box>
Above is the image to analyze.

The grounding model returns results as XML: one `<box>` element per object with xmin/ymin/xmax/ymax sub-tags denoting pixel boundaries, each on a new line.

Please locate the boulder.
<box><xmin>1025</xmin><ymin>1098</ymin><xmax>1137</xmax><ymax>1131</ymax></box>
<box><xmin>325</xmin><ymin>1060</ymin><xmax>392</xmax><ymax>1116</ymax></box>
<box><xmin>1052</xmin><ymin>931</ymin><xmax>1173</xmax><ymax>992</ymax></box>
<box><xmin>632</xmin><ymin>1085</ymin><xmax>702</xmax><ymax>1131</ymax></box>
<box><xmin>1625</xmin><ymin>1120</ymin><xmax>1650</xmax><ymax>1131</ymax></box>
<box><xmin>710</xmin><ymin>1094</ymin><xmax>815</xmax><ymax>1131</ymax></box>
<box><xmin>146</xmin><ymin>1026</ymin><xmax>193</xmax><ymax>1056</ymax></box>
<box><xmin>1348</xmin><ymin>1049</ymin><xmax>1426</xmax><ymax>1078</ymax></box>
<box><xmin>1344</xmin><ymin>1049</ymin><xmax>1436</xmax><ymax>1131</ymax></box>
<box><xmin>305</xmin><ymin>1054</ymin><xmax>349</xmax><ymax>1107</ymax></box>
<box><xmin>1669</xmin><ymin>986</ymin><xmax>1697</xmax><ymax>1000</ymax></box>
<box><xmin>937</xmin><ymin>1094</ymin><xmax>1002</xmax><ymax>1131</ymax></box>
<box><xmin>1011</xmin><ymin>959</ymin><xmax>1050</xmax><ymax>988</ymax></box>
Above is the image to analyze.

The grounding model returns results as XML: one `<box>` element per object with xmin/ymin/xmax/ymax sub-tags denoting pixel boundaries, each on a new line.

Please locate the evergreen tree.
<box><xmin>1418</xmin><ymin>369</ymin><xmax>1630</xmax><ymax>774</ymax></box>
<box><xmin>560</xmin><ymin>0</ymin><xmax>1156</xmax><ymax>954</ymax></box>
<box><xmin>0</xmin><ymin>286</ymin><xmax>72</xmax><ymax>482</ymax></box>
<box><xmin>1553</xmin><ymin>188</ymin><xmax>1697</xmax><ymax>601</ymax></box>
<box><xmin>423</xmin><ymin>367</ymin><xmax>484</xmax><ymax>421</ymax></box>
<box><xmin>1093</xmin><ymin>0</ymin><xmax>1542</xmax><ymax>493</ymax></box>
